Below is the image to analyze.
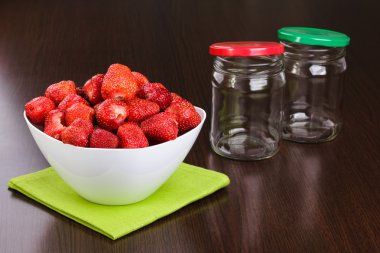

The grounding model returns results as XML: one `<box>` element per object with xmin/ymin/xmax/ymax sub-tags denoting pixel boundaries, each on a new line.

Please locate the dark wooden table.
<box><xmin>1</xmin><ymin>0</ymin><xmax>380</xmax><ymax>252</ymax></box>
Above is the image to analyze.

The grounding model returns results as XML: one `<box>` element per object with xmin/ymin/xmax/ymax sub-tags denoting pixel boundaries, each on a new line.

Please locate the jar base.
<box><xmin>210</xmin><ymin>133</ymin><xmax>279</xmax><ymax>161</ymax></box>
<box><xmin>282</xmin><ymin>119</ymin><xmax>341</xmax><ymax>143</ymax></box>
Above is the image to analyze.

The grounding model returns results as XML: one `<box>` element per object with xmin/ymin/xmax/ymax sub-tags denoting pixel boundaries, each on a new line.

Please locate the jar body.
<box><xmin>281</xmin><ymin>41</ymin><xmax>347</xmax><ymax>143</ymax></box>
<box><xmin>210</xmin><ymin>56</ymin><xmax>285</xmax><ymax>160</ymax></box>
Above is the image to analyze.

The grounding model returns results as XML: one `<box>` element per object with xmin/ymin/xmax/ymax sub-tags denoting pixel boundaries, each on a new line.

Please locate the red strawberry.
<box><xmin>132</xmin><ymin>71</ymin><xmax>149</xmax><ymax>88</ymax></box>
<box><xmin>44</xmin><ymin>109</ymin><xmax>66</xmax><ymax>140</ymax></box>
<box><xmin>165</xmin><ymin>96</ymin><xmax>195</xmax><ymax>116</ymax></box>
<box><xmin>137</xmin><ymin>83</ymin><xmax>166</xmax><ymax>98</ymax></box>
<box><xmin>95</xmin><ymin>99</ymin><xmax>129</xmax><ymax>130</ymax></box>
<box><xmin>89</xmin><ymin>128</ymin><xmax>119</xmax><ymax>148</ymax></box>
<box><xmin>141</xmin><ymin>112</ymin><xmax>178</xmax><ymax>143</ymax></box>
<box><xmin>127</xmin><ymin>98</ymin><xmax>160</xmax><ymax>122</ymax></box>
<box><xmin>65</xmin><ymin>102</ymin><xmax>95</xmax><ymax>126</ymax></box>
<box><xmin>165</xmin><ymin>97</ymin><xmax>200</xmax><ymax>133</ymax></box>
<box><xmin>68</xmin><ymin>117</ymin><xmax>93</xmax><ymax>134</ymax></box>
<box><xmin>61</xmin><ymin>119</ymin><xmax>93</xmax><ymax>147</ymax></box>
<box><xmin>170</xmin><ymin>93</ymin><xmax>184</xmax><ymax>104</ymax></box>
<box><xmin>93</xmin><ymin>102</ymin><xmax>102</xmax><ymax>113</ymax></box>
<box><xmin>177</xmin><ymin>107</ymin><xmax>201</xmax><ymax>134</ymax></box>
<box><xmin>25</xmin><ymin>96</ymin><xmax>55</xmax><ymax>125</ymax></box>
<box><xmin>45</xmin><ymin>80</ymin><xmax>76</xmax><ymax>105</ymax></box>
<box><xmin>138</xmin><ymin>83</ymin><xmax>172</xmax><ymax>110</ymax></box>
<box><xmin>58</xmin><ymin>94</ymin><xmax>89</xmax><ymax>111</ymax></box>
<box><xmin>83</xmin><ymin>74</ymin><xmax>104</xmax><ymax>105</ymax></box>
<box><xmin>170</xmin><ymin>93</ymin><xmax>193</xmax><ymax>108</ymax></box>
<box><xmin>76</xmin><ymin>87</ymin><xmax>85</xmax><ymax>97</ymax></box>
<box><xmin>151</xmin><ymin>88</ymin><xmax>172</xmax><ymax>110</ymax></box>
<box><xmin>101</xmin><ymin>64</ymin><xmax>138</xmax><ymax>101</ymax></box>
<box><xmin>117</xmin><ymin>122</ymin><xmax>149</xmax><ymax>148</ymax></box>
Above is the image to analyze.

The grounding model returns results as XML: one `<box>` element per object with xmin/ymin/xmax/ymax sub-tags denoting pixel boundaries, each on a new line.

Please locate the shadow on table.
<box><xmin>204</xmin><ymin>144</ymin><xmax>327</xmax><ymax>252</ymax></box>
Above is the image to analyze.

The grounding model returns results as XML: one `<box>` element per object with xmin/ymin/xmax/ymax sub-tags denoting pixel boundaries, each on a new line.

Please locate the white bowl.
<box><xmin>24</xmin><ymin>107</ymin><xmax>206</xmax><ymax>205</ymax></box>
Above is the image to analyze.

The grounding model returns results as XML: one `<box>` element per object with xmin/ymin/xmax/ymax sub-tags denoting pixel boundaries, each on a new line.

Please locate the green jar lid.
<box><xmin>278</xmin><ymin>27</ymin><xmax>350</xmax><ymax>47</ymax></box>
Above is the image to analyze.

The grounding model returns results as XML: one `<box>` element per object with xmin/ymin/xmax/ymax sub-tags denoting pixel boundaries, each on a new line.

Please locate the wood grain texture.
<box><xmin>1</xmin><ymin>0</ymin><xmax>380</xmax><ymax>252</ymax></box>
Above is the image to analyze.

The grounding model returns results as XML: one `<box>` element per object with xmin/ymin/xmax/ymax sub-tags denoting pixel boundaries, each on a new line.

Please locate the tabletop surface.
<box><xmin>1</xmin><ymin>0</ymin><xmax>380</xmax><ymax>252</ymax></box>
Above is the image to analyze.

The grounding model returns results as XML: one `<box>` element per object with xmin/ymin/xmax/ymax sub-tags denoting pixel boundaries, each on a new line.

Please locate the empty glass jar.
<box><xmin>209</xmin><ymin>42</ymin><xmax>285</xmax><ymax>160</ymax></box>
<box><xmin>278</xmin><ymin>27</ymin><xmax>350</xmax><ymax>143</ymax></box>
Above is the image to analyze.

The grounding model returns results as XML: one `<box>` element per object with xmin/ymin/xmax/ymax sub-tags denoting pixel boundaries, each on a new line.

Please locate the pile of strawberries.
<box><xmin>25</xmin><ymin>63</ymin><xmax>201</xmax><ymax>148</ymax></box>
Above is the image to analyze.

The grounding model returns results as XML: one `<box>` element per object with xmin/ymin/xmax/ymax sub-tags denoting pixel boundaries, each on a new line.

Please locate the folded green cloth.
<box><xmin>8</xmin><ymin>163</ymin><xmax>229</xmax><ymax>240</ymax></box>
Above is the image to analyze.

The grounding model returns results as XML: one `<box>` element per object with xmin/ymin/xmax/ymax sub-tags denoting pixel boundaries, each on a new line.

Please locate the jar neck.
<box><xmin>280</xmin><ymin>40</ymin><xmax>346</xmax><ymax>62</ymax></box>
<box><xmin>213</xmin><ymin>55</ymin><xmax>284</xmax><ymax>77</ymax></box>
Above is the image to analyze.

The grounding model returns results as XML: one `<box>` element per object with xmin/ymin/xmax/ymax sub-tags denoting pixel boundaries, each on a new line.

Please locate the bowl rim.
<box><xmin>24</xmin><ymin>106</ymin><xmax>206</xmax><ymax>152</ymax></box>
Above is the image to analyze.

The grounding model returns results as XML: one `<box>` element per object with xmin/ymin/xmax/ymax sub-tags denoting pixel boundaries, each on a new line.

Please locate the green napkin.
<box><xmin>8</xmin><ymin>163</ymin><xmax>229</xmax><ymax>240</ymax></box>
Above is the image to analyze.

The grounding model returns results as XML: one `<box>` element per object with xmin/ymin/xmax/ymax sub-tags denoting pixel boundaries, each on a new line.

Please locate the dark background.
<box><xmin>1</xmin><ymin>0</ymin><xmax>379</xmax><ymax>252</ymax></box>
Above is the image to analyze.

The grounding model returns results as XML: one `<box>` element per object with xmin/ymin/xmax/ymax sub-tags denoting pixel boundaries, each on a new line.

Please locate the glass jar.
<box><xmin>209</xmin><ymin>42</ymin><xmax>285</xmax><ymax>160</ymax></box>
<box><xmin>278</xmin><ymin>27</ymin><xmax>350</xmax><ymax>143</ymax></box>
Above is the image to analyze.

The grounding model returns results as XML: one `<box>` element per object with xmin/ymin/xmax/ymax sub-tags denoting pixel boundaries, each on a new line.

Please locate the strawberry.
<box><xmin>93</xmin><ymin>102</ymin><xmax>102</xmax><ymax>113</ymax></box>
<box><xmin>44</xmin><ymin>109</ymin><xmax>66</xmax><ymax>140</ymax></box>
<box><xmin>58</xmin><ymin>94</ymin><xmax>89</xmax><ymax>111</ymax></box>
<box><xmin>170</xmin><ymin>93</ymin><xmax>193</xmax><ymax>108</ymax></box>
<box><xmin>61</xmin><ymin>119</ymin><xmax>93</xmax><ymax>147</ymax></box>
<box><xmin>25</xmin><ymin>96</ymin><xmax>55</xmax><ymax>125</ymax></box>
<box><xmin>170</xmin><ymin>93</ymin><xmax>184</xmax><ymax>104</ymax></box>
<box><xmin>176</xmin><ymin>107</ymin><xmax>201</xmax><ymax>134</ymax></box>
<box><xmin>76</xmin><ymin>87</ymin><xmax>85</xmax><ymax>97</ymax></box>
<box><xmin>165</xmin><ymin>97</ymin><xmax>200</xmax><ymax>133</ymax></box>
<box><xmin>141</xmin><ymin>112</ymin><xmax>178</xmax><ymax>143</ymax></box>
<box><xmin>117</xmin><ymin>122</ymin><xmax>149</xmax><ymax>148</ymax></box>
<box><xmin>101</xmin><ymin>64</ymin><xmax>138</xmax><ymax>101</ymax></box>
<box><xmin>68</xmin><ymin>117</ymin><xmax>93</xmax><ymax>134</ymax></box>
<box><xmin>45</xmin><ymin>80</ymin><xmax>76</xmax><ymax>105</ymax></box>
<box><xmin>95</xmin><ymin>99</ymin><xmax>129</xmax><ymax>130</ymax></box>
<box><xmin>137</xmin><ymin>83</ymin><xmax>166</xmax><ymax>98</ymax></box>
<box><xmin>89</xmin><ymin>128</ymin><xmax>119</xmax><ymax>148</ymax></box>
<box><xmin>132</xmin><ymin>71</ymin><xmax>149</xmax><ymax>88</ymax></box>
<box><xmin>138</xmin><ymin>83</ymin><xmax>172</xmax><ymax>110</ymax></box>
<box><xmin>150</xmin><ymin>88</ymin><xmax>172</xmax><ymax>110</ymax></box>
<box><xmin>65</xmin><ymin>102</ymin><xmax>95</xmax><ymax>126</ymax></box>
<box><xmin>165</xmin><ymin>95</ymin><xmax>194</xmax><ymax>114</ymax></box>
<box><xmin>127</xmin><ymin>98</ymin><xmax>160</xmax><ymax>122</ymax></box>
<box><xmin>83</xmin><ymin>74</ymin><xmax>104</xmax><ymax>105</ymax></box>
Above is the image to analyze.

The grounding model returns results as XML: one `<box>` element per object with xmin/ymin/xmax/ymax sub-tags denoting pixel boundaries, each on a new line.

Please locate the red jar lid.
<box><xmin>209</xmin><ymin>41</ymin><xmax>284</xmax><ymax>57</ymax></box>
